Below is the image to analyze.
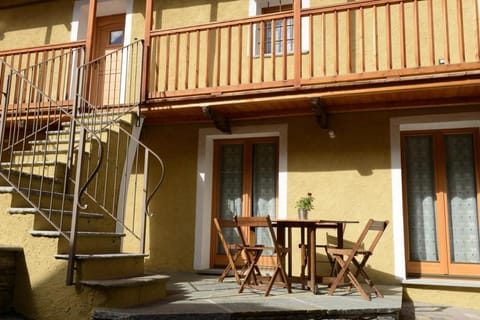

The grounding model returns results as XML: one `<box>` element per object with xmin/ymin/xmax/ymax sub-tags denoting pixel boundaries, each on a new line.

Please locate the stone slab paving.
<box><xmin>400</xmin><ymin>300</ymin><xmax>480</xmax><ymax>320</ymax></box>
<box><xmin>93</xmin><ymin>272</ymin><xmax>402</xmax><ymax>319</ymax></box>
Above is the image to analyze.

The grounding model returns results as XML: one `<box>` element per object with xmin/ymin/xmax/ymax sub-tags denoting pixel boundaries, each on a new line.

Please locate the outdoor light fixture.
<box><xmin>327</xmin><ymin>129</ymin><xmax>336</xmax><ymax>139</ymax></box>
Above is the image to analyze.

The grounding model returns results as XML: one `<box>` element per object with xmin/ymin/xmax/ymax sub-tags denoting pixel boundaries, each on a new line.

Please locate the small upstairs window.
<box><xmin>250</xmin><ymin>0</ymin><xmax>309</xmax><ymax>56</ymax></box>
<box><xmin>261</xmin><ymin>4</ymin><xmax>293</xmax><ymax>55</ymax></box>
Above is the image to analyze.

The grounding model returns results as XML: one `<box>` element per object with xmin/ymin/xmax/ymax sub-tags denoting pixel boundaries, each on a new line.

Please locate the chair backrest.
<box><xmin>353</xmin><ymin>219</ymin><xmax>389</xmax><ymax>254</ymax></box>
<box><xmin>234</xmin><ymin>215</ymin><xmax>280</xmax><ymax>251</ymax></box>
<box><xmin>213</xmin><ymin>217</ymin><xmax>232</xmax><ymax>250</ymax></box>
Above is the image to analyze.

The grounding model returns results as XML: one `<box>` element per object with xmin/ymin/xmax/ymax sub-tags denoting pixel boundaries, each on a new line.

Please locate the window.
<box><xmin>211</xmin><ymin>137</ymin><xmax>278</xmax><ymax>267</ymax></box>
<box><xmin>109</xmin><ymin>30</ymin><xmax>124</xmax><ymax>45</ymax></box>
<box><xmin>262</xmin><ymin>5</ymin><xmax>293</xmax><ymax>55</ymax></box>
<box><xmin>401</xmin><ymin>129</ymin><xmax>480</xmax><ymax>277</ymax></box>
<box><xmin>250</xmin><ymin>0</ymin><xmax>310</xmax><ymax>56</ymax></box>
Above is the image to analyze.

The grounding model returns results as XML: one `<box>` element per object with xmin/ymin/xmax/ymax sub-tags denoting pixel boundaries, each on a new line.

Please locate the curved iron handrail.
<box><xmin>71</xmin><ymin>129</ymin><xmax>104</xmax><ymax>210</ymax></box>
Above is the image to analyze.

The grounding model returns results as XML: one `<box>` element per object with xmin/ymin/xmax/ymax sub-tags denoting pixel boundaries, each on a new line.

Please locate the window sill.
<box><xmin>402</xmin><ymin>277</ymin><xmax>480</xmax><ymax>288</ymax></box>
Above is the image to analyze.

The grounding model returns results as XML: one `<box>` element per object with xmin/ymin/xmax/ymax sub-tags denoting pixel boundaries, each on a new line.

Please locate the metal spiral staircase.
<box><xmin>0</xmin><ymin>41</ymin><xmax>168</xmax><ymax>307</ymax></box>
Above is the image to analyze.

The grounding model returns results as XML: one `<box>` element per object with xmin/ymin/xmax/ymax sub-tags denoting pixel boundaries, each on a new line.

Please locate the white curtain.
<box><xmin>445</xmin><ymin>134</ymin><xmax>480</xmax><ymax>263</ymax></box>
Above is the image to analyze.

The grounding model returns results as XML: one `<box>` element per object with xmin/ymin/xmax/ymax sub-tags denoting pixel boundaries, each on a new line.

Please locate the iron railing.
<box><xmin>0</xmin><ymin>39</ymin><xmax>165</xmax><ymax>285</ymax></box>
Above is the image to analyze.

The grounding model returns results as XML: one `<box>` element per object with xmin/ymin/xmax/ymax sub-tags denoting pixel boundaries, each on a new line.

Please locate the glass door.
<box><xmin>211</xmin><ymin>137</ymin><xmax>278</xmax><ymax>267</ymax></box>
<box><xmin>402</xmin><ymin>129</ymin><xmax>480</xmax><ymax>276</ymax></box>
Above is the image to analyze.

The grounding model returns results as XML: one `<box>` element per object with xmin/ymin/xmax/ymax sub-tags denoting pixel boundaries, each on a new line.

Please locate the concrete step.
<box><xmin>7</xmin><ymin>208</ymin><xmax>114</xmax><ymax>233</ymax></box>
<box><xmin>9</xmin><ymin>187</ymin><xmax>74</xmax><ymax>209</ymax></box>
<box><xmin>55</xmin><ymin>253</ymin><xmax>148</xmax><ymax>281</ymax></box>
<box><xmin>0</xmin><ymin>169</ymin><xmax>65</xmax><ymax>192</ymax></box>
<box><xmin>80</xmin><ymin>274</ymin><xmax>170</xmax><ymax>308</ymax></box>
<box><xmin>30</xmin><ymin>230</ymin><xmax>124</xmax><ymax>254</ymax></box>
<box><xmin>0</xmin><ymin>161</ymin><xmax>66</xmax><ymax>179</ymax></box>
<box><xmin>10</xmin><ymin>149</ymin><xmax>70</xmax><ymax>164</ymax></box>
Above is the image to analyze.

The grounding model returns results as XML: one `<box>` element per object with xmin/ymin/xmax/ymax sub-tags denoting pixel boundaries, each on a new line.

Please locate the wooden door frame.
<box><xmin>402</xmin><ymin>128</ymin><xmax>480</xmax><ymax>277</ymax></box>
<box><xmin>210</xmin><ymin>137</ymin><xmax>279</xmax><ymax>268</ymax></box>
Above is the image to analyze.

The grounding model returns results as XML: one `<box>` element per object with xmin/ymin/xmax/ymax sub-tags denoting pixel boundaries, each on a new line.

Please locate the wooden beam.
<box><xmin>202</xmin><ymin>106</ymin><xmax>231</xmax><ymax>134</ymax></box>
<box><xmin>293</xmin><ymin>0</ymin><xmax>302</xmax><ymax>87</ymax></box>
<box><xmin>85</xmin><ymin>0</ymin><xmax>97</xmax><ymax>63</ymax></box>
<box><xmin>142</xmin><ymin>0</ymin><xmax>153</xmax><ymax>102</ymax></box>
<box><xmin>311</xmin><ymin>98</ymin><xmax>328</xmax><ymax>129</ymax></box>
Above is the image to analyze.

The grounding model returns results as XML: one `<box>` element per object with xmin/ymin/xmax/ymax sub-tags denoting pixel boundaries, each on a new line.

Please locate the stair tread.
<box><xmin>30</xmin><ymin>230</ymin><xmax>125</xmax><ymax>237</ymax></box>
<box><xmin>8</xmin><ymin>207</ymin><xmax>104</xmax><ymax>218</ymax></box>
<box><xmin>11</xmin><ymin>149</ymin><xmax>68</xmax><ymax>156</ymax></box>
<box><xmin>55</xmin><ymin>253</ymin><xmax>148</xmax><ymax>260</ymax></box>
<box><xmin>1</xmin><ymin>169</ymin><xmax>64</xmax><ymax>184</ymax></box>
<box><xmin>0</xmin><ymin>160</ymin><xmax>64</xmax><ymax>166</ymax></box>
<box><xmin>29</xmin><ymin>139</ymin><xmax>70</xmax><ymax>144</ymax></box>
<box><xmin>79</xmin><ymin>274</ymin><xmax>170</xmax><ymax>288</ymax></box>
<box><xmin>18</xmin><ymin>188</ymin><xmax>73</xmax><ymax>199</ymax></box>
<box><xmin>0</xmin><ymin>186</ymin><xmax>15</xmax><ymax>193</ymax></box>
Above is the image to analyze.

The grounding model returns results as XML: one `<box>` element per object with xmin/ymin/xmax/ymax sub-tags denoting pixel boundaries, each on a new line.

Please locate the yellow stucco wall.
<box><xmin>0</xmin><ymin>192</ymin><xmax>98</xmax><ymax>319</ymax></box>
<box><xmin>0</xmin><ymin>0</ymin><xmax>479</xmax><ymax>315</ymax></box>
<box><xmin>0</xmin><ymin>0</ymin><xmax>73</xmax><ymax>51</ymax></box>
<box><xmin>139</xmin><ymin>106</ymin><xmax>480</xmax><ymax>310</ymax></box>
<box><xmin>140</xmin><ymin>123</ymin><xmax>202</xmax><ymax>272</ymax></box>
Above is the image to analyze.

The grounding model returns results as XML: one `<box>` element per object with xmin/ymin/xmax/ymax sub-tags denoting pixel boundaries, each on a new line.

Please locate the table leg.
<box><xmin>337</xmin><ymin>223</ymin><xmax>344</xmax><ymax>248</ymax></box>
<box><xmin>308</xmin><ymin>226</ymin><xmax>317</xmax><ymax>294</ymax></box>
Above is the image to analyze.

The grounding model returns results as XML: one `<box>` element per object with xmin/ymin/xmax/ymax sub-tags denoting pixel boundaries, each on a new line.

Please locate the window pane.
<box><xmin>219</xmin><ymin>144</ymin><xmax>243</xmax><ymax>220</ymax></box>
<box><xmin>405</xmin><ymin>135</ymin><xmax>439</xmax><ymax>262</ymax></box>
<box><xmin>252</xmin><ymin>142</ymin><xmax>277</xmax><ymax>254</ymax></box>
<box><xmin>110</xmin><ymin>30</ymin><xmax>123</xmax><ymax>45</ymax></box>
<box><xmin>216</xmin><ymin>144</ymin><xmax>243</xmax><ymax>254</ymax></box>
<box><xmin>445</xmin><ymin>134</ymin><xmax>480</xmax><ymax>263</ymax></box>
<box><xmin>252</xmin><ymin>142</ymin><xmax>277</xmax><ymax>219</ymax></box>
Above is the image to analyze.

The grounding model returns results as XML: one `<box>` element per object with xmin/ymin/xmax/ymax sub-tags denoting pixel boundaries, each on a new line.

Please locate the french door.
<box><xmin>211</xmin><ymin>137</ymin><xmax>278</xmax><ymax>268</ymax></box>
<box><xmin>402</xmin><ymin>129</ymin><xmax>480</xmax><ymax>276</ymax></box>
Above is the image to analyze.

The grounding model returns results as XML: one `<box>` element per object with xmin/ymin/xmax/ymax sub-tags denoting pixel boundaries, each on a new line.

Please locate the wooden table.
<box><xmin>273</xmin><ymin>219</ymin><xmax>358</xmax><ymax>294</ymax></box>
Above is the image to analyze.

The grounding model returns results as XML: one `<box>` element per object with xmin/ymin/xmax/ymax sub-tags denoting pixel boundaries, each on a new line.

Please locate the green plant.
<box><xmin>295</xmin><ymin>192</ymin><xmax>314</xmax><ymax>211</ymax></box>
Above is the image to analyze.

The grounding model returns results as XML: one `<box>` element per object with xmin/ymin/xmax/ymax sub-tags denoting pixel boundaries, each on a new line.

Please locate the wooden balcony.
<box><xmin>144</xmin><ymin>0</ymin><xmax>480</xmax><ymax>123</ymax></box>
<box><xmin>1</xmin><ymin>0</ymin><xmax>480</xmax><ymax>124</ymax></box>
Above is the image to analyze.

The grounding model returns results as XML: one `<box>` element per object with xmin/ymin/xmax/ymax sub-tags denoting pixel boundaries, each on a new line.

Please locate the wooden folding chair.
<box><xmin>234</xmin><ymin>215</ymin><xmax>292</xmax><ymax>296</ymax></box>
<box><xmin>213</xmin><ymin>217</ymin><xmax>248</xmax><ymax>284</ymax></box>
<box><xmin>325</xmin><ymin>219</ymin><xmax>389</xmax><ymax>301</ymax></box>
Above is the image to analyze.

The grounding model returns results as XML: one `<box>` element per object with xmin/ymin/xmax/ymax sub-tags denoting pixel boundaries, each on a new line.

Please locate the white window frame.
<box><xmin>194</xmin><ymin>124</ymin><xmax>288</xmax><ymax>271</ymax></box>
<box><xmin>248</xmin><ymin>0</ymin><xmax>310</xmax><ymax>56</ymax></box>
<box><xmin>389</xmin><ymin>112</ymin><xmax>480</xmax><ymax>281</ymax></box>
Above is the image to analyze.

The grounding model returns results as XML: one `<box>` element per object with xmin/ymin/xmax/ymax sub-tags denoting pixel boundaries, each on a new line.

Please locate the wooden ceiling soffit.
<box><xmin>0</xmin><ymin>0</ymin><xmax>57</xmax><ymax>9</ymax></box>
<box><xmin>202</xmin><ymin>106</ymin><xmax>231</xmax><ymax>134</ymax></box>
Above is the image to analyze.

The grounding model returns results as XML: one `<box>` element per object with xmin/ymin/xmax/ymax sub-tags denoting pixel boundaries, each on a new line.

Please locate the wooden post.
<box><xmin>85</xmin><ymin>0</ymin><xmax>97</xmax><ymax>63</ymax></box>
<box><xmin>142</xmin><ymin>0</ymin><xmax>153</xmax><ymax>102</ymax></box>
<box><xmin>293</xmin><ymin>0</ymin><xmax>302</xmax><ymax>87</ymax></box>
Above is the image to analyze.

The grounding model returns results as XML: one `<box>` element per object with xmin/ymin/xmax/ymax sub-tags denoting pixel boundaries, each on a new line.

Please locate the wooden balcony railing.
<box><xmin>147</xmin><ymin>0</ymin><xmax>480</xmax><ymax>100</ymax></box>
<box><xmin>0</xmin><ymin>41</ymin><xmax>86</xmax><ymax>106</ymax></box>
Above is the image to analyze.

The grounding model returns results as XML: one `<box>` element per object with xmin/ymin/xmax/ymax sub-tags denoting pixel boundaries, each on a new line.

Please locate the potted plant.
<box><xmin>295</xmin><ymin>192</ymin><xmax>314</xmax><ymax>219</ymax></box>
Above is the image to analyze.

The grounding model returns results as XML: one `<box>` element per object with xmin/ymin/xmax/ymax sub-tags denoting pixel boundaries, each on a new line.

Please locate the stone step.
<box><xmin>80</xmin><ymin>274</ymin><xmax>170</xmax><ymax>308</ymax></box>
<box><xmin>30</xmin><ymin>230</ymin><xmax>125</xmax><ymax>255</ymax></box>
<box><xmin>7</xmin><ymin>207</ymin><xmax>114</xmax><ymax>233</ymax></box>
<box><xmin>0</xmin><ymin>170</ymin><xmax>65</xmax><ymax>192</ymax></box>
<box><xmin>0</xmin><ymin>161</ymin><xmax>66</xmax><ymax>179</ymax></box>
<box><xmin>10</xmin><ymin>149</ymin><xmax>69</xmax><ymax>164</ymax></box>
<box><xmin>55</xmin><ymin>253</ymin><xmax>148</xmax><ymax>281</ymax></box>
